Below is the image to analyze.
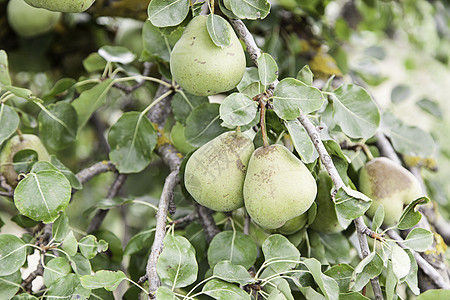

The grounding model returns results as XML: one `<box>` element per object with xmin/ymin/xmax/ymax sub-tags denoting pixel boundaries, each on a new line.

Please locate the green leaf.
<box><xmin>416</xmin><ymin>98</ymin><xmax>443</xmax><ymax>119</ymax></box>
<box><xmin>381</xmin><ymin>113</ymin><xmax>435</xmax><ymax>157</ymax></box>
<box><xmin>14</xmin><ymin>170</ymin><xmax>71</xmax><ymax>223</ymax></box>
<box><xmin>185</xmin><ymin>103</ymin><xmax>227</xmax><ymax>147</ymax></box>
<box><xmin>124</xmin><ymin>229</ymin><xmax>155</xmax><ymax>256</ymax></box>
<box><xmin>237</xmin><ymin>67</ymin><xmax>261</xmax><ymax>93</ymax></box>
<box><xmin>0</xmin><ymin>50</ymin><xmax>11</xmax><ymax>87</ymax></box>
<box><xmin>339</xmin><ymin>292</ymin><xmax>369</xmax><ymax>300</ymax></box>
<box><xmin>350</xmin><ymin>252</ymin><xmax>383</xmax><ymax>291</ymax></box>
<box><xmin>268</xmin><ymin>289</ymin><xmax>288</xmax><ymax>300</ymax></box>
<box><xmin>82</xmin><ymin>53</ymin><xmax>107</xmax><ymax>72</ymax></box>
<box><xmin>50</xmin><ymin>156</ymin><xmax>82</xmax><ymax>190</ymax></box>
<box><xmin>335</xmin><ymin>186</ymin><xmax>372</xmax><ymax>220</ymax></box>
<box><xmin>72</xmin><ymin>79</ymin><xmax>114</xmax><ymax>130</ymax></box>
<box><xmin>371</xmin><ymin>205</ymin><xmax>384</xmax><ymax>232</ymax></box>
<box><xmin>416</xmin><ymin>290</ymin><xmax>450</xmax><ymax>300</ymax></box>
<box><xmin>208</xmin><ymin>231</ymin><xmax>257</xmax><ymax>269</ymax></box>
<box><xmin>12</xmin><ymin>149</ymin><xmax>38</xmax><ymax>174</ymax></box>
<box><xmin>108</xmin><ymin>111</ymin><xmax>157</xmax><ymax>173</ymax></box>
<box><xmin>147</xmin><ymin>0</ymin><xmax>190</xmax><ymax>27</ymax></box>
<box><xmin>62</xmin><ymin>231</ymin><xmax>78</xmax><ymax>257</ymax></box>
<box><xmin>213</xmin><ymin>261</ymin><xmax>256</xmax><ymax>285</ymax></box>
<box><xmin>320</xmin><ymin>233</ymin><xmax>351</xmax><ymax>265</ymax></box>
<box><xmin>38</xmin><ymin>102</ymin><xmax>78</xmax><ymax>150</ymax></box>
<box><xmin>219</xmin><ymin>93</ymin><xmax>258</xmax><ymax>127</ymax></box>
<box><xmin>0</xmin><ymin>104</ymin><xmax>19</xmax><ymax>146</ymax></box>
<box><xmin>404</xmin><ymin>249</ymin><xmax>419</xmax><ymax>295</ymax></box>
<box><xmin>207</xmin><ymin>14</ymin><xmax>231</xmax><ymax>48</ymax></box>
<box><xmin>397</xmin><ymin>196</ymin><xmax>430</xmax><ymax>230</ymax></box>
<box><xmin>391</xmin><ymin>243</ymin><xmax>410</xmax><ymax>280</ymax></box>
<box><xmin>81</xmin><ymin>270</ymin><xmax>127</xmax><ymax>291</ymax></box>
<box><xmin>403</xmin><ymin>228</ymin><xmax>433</xmax><ymax>252</ymax></box>
<box><xmin>142</xmin><ymin>20</ymin><xmax>183</xmax><ymax>62</ymax></box>
<box><xmin>42</xmin><ymin>78</ymin><xmax>76</xmax><ymax>102</ymax></box>
<box><xmin>98</xmin><ymin>46</ymin><xmax>136</xmax><ymax>64</ymax></box>
<box><xmin>172</xmin><ymin>92</ymin><xmax>209</xmax><ymax>125</ymax></box>
<box><xmin>79</xmin><ymin>235</ymin><xmax>108</xmax><ymax>259</ymax></box>
<box><xmin>0</xmin><ymin>234</ymin><xmax>27</xmax><ymax>276</ymax></box>
<box><xmin>257</xmin><ymin>53</ymin><xmax>278</xmax><ymax>86</ymax></box>
<box><xmin>284</xmin><ymin>119</ymin><xmax>318</xmax><ymax>163</ymax></box>
<box><xmin>0</xmin><ymin>270</ymin><xmax>21</xmax><ymax>299</ymax></box>
<box><xmin>303</xmin><ymin>258</ymin><xmax>339</xmax><ymax>300</ymax></box>
<box><xmin>157</xmin><ymin>234</ymin><xmax>198</xmax><ymax>288</ymax></box>
<box><xmin>297</xmin><ymin>65</ymin><xmax>313</xmax><ymax>86</ymax></box>
<box><xmin>391</xmin><ymin>84</ymin><xmax>411</xmax><ymax>104</ymax></box>
<box><xmin>156</xmin><ymin>286</ymin><xmax>180</xmax><ymax>299</ymax></box>
<box><xmin>202</xmin><ymin>278</ymin><xmax>251</xmax><ymax>300</ymax></box>
<box><xmin>273</xmin><ymin>78</ymin><xmax>324</xmax><ymax>120</ymax></box>
<box><xmin>3</xmin><ymin>86</ymin><xmax>32</xmax><ymax>99</ymax></box>
<box><xmin>331</xmin><ymin>84</ymin><xmax>380</xmax><ymax>139</ymax></box>
<box><xmin>324</xmin><ymin>264</ymin><xmax>354</xmax><ymax>293</ymax></box>
<box><xmin>385</xmin><ymin>260</ymin><xmax>396</xmax><ymax>300</ymax></box>
<box><xmin>262</xmin><ymin>234</ymin><xmax>300</xmax><ymax>273</ymax></box>
<box><xmin>46</xmin><ymin>273</ymin><xmax>80</xmax><ymax>298</ymax></box>
<box><xmin>228</xmin><ymin>0</ymin><xmax>271</xmax><ymax>20</ymax></box>
<box><xmin>52</xmin><ymin>213</ymin><xmax>69</xmax><ymax>242</ymax></box>
<box><xmin>43</xmin><ymin>257</ymin><xmax>71</xmax><ymax>287</ymax></box>
<box><xmin>70</xmin><ymin>253</ymin><xmax>91</xmax><ymax>276</ymax></box>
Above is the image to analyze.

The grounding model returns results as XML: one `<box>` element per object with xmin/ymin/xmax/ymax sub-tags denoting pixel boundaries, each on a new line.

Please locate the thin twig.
<box><xmin>196</xmin><ymin>204</ymin><xmax>221</xmax><ymax>243</ymax></box>
<box><xmin>21</xmin><ymin>258</ymin><xmax>44</xmax><ymax>292</ymax></box>
<box><xmin>170</xmin><ymin>211</ymin><xmax>198</xmax><ymax>226</ymax></box>
<box><xmin>230</xmin><ymin>18</ymin><xmax>384</xmax><ymax>300</ymax></box>
<box><xmin>0</xmin><ymin>174</ymin><xmax>14</xmax><ymax>194</ymax></box>
<box><xmin>146</xmin><ymin>171</ymin><xmax>179</xmax><ymax>297</ymax></box>
<box><xmin>87</xmin><ymin>174</ymin><xmax>128</xmax><ymax>233</ymax></box>
<box><xmin>113</xmin><ymin>62</ymin><xmax>153</xmax><ymax>94</ymax></box>
<box><xmin>75</xmin><ymin>161</ymin><xmax>117</xmax><ymax>186</ymax></box>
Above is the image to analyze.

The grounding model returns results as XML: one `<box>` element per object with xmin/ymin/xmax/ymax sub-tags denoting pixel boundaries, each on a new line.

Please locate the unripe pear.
<box><xmin>359</xmin><ymin>157</ymin><xmax>423</xmax><ymax>226</ymax></box>
<box><xmin>0</xmin><ymin>134</ymin><xmax>51</xmax><ymax>187</ymax></box>
<box><xmin>310</xmin><ymin>171</ymin><xmax>346</xmax><ymax>233</ymax></box>
<box><xmin>184</xmin><ymin>131</ymin><xmax>254</xmax><ymax>212</ymax></box>
<box><xmin>275</xmin><ymin>213</ymin><xmax>308</xmax><ymax>235</ymax></box>
<box><xmin>244</xmin><ymin>144</ymin><xmax>317</xmax><ymax>230</ymax></box>
<box><xmin>170</xmin><ymin>16</ymin><xmax>246</xmax><ymax>96</ymax></box>
<box><xmin>7</xmin><ymin>0</ymin><xmax>61</xmax><ymax>38</ymax></box>
<box><xmin>24</xmin><ymin>0</ymin><xmax>95</xmax><ymax>13</ymax></box>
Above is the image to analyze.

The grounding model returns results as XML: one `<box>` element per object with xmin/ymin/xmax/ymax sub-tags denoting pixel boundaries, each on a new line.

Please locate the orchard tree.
<box><xmin>0</xmin><ymin>0</ymin><xmax>450</xmax><ymax>299</ymax></box>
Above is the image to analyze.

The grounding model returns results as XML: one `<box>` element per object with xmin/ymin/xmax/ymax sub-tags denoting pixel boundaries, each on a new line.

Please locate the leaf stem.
<box><xmin>124</xmin><ymin>278</ymin><xmax>150</xmax><ymax>295</ymax></box>
<box><xmin>141</xmin><ymin>90</ymin><xmax>173</xmax><ymax>117</ymax></box>
<box><xmin>114</xmin><ymin>76</ymin><xmax>173</xmax><ymax>88</ymax></box>
<box><xmin>259</xmin><ymin>99</ymin><xmax>269</xmax><ymax>148</ymax></box>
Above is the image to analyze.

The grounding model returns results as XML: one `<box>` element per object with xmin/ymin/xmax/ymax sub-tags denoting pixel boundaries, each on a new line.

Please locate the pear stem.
<box><xmin>235</xmin><ymin>126</ymin><xmax>241</xmax><ymax>135</ymax></box>
<box><xmin>259</xmin><ymin>99</ymin><xmax>269</xmax><ymax>148</ymax></box>
<box><xmin>361</xmin><ymin>144</ymin><xmax>374</xmax><ymax>161</ymax></box>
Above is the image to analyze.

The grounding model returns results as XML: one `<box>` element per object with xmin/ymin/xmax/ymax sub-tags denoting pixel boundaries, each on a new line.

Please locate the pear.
<box><xmin>24</xmin><ymin>0</ymin><xmax>95</xmax><ymax>13</ymax></box>
<box><xmin>7</xmin><ymin>0</ymin><xmax>61</xmax><ymax>38</ymax></box>
<box><xmin>359</xmin><ymin>157</ymin><xmax>423</xmax><ymax>226</ymax></box>
<box><xmin>244</xmin><ymin>144</ymin><xmax>317</xmax><ymax>230</ymax></box>
<box><xmin>184</xmin><ymin>131</ymin><xmax>254</xmax><ymax>212</ymax></box>
<box><xmin>275</xmin><ymin>213</ymin><xmax>308</xmax><ymax>235</ymax></box>
<box><xmin>170</xmin><ymin>16</ymin><xmax>246</xmax><ymax>96</ymax></box>
<box><xmin>0</xmin><ymin>134</ymin><xmax>51</xmax><ymax>187</ymax></box>
<box><xmin>310</xmin><ymin>171</ymin><xmax>346</xmax><ymax>233</ymax></box>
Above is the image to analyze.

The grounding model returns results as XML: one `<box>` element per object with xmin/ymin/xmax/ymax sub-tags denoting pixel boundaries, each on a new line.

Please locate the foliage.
<box><xmin>0</xmin><ymin>0</ymin><xmax>449</xmax><ymax>299</ymax></box>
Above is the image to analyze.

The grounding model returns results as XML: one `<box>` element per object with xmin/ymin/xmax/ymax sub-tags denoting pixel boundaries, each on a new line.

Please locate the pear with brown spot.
<box><xmin>359</xmin><ymin>157</ymin><xmax>423</xmax><ymax>226</ymax></box>
<box><xmin>184</xmin><ymin>131</ymin><xmax>254</xmax><ymax>212</ymax></box>
<box><xmin>244</xmin><ymin>144</ymin><xmax>317</xmax><ymax>230</ymax></box>
<box><xmin>24</xmin><ymin>0</ymin><xmax>95</xmax><ymax>13</ymax></box>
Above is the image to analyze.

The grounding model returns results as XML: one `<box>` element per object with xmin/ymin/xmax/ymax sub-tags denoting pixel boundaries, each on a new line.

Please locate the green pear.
<box><xmin>359</xmin><ymin>157</ymin><xmax>423</xmax><ymax>226</ymax></box>
<box><xmin>7</xmin><ymin>0</ymin><xmax>61</xmax><ymax>38</ymax></box>
<box><xmin>24</xmin><ymin>0</ymin><xmax>95</xmax><ymax>13</ymax></box>
<box><xmin>275</xmin><ymin>213</ymin><xmax>308</xmax><ymax>235</ymax></box>
<box><xmin>0</xmin><ymin>134</ymin><xmax>51</xmax><ymax>187</ymax></box>
<box><xmin>184</xmin><ymin>131</ymin><xmax>254</xmax><ymax>212</ymax></box>
<box><xmin>244</xmin><ymin>144</ymin><xmax>317</xmax><ymax>230</ymax></box>
<box><xmin>170</xmin><ymin>16</ymin><xmax>246</xmax><ymax>96</ymax></box>
<box><xmin>310</xmin><ymin>171</ymin><xmax>346</xmax><ymax>233</ymax></box>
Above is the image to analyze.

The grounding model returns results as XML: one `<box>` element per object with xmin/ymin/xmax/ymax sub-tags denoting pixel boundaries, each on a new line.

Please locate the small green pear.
<box><xmin>359</xmin><ymin>157</ymin><xmax>423</xmax><ymax>226</ymax></box>
<box><xmin>24</xmin><ymin>0</ymin><xmax>95</xmax><ymax>13</ymax></box>
<box><xmin>0</xmin><ymin>134</ymin><xmax>51</xmax><ymax>187</ymax></box>
<box><xmin>170</xmin><ymin>16</ymin><xmax>246</xmax><ymax>96</ymax></box>
<box><xmin>275</xmin><ymin>213</ymin><xmax>308</xmax><ymax>235</ymax></box>
<box><xmin>7</xmin><ymin>0</ymin><xmax>61</xmax><ymax>37</ymax></box>
<box><xmin>310</xmin><ymin>171</ymin><xmax>347</xmax><ymax>233</ymax></box>
<box><xmin>184</xmin><ymin>131</ymin><xmax>254</xmax><ymax>212</ymax></box>
<box><xmin>244</xmin><ymin>144</ymin><xmax>317</xmax><ymax>230</ymax></box>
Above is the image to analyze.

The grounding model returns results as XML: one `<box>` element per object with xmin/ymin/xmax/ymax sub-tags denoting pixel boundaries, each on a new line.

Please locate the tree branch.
<box><xmin>146</xmin><ymin>170</ymin><xmax>179</xmax><ymax>297</ymax></box>
<box><xmin>231</xmin><ymin>18</ymin><xmax>384</xmax><ymax>300</ymax></box>
<box><xmin>196</xmin><ymin>204</ymin><xmax>220</xmax><ymax>243</ymax></box>
<box><xmin>75</xmin><ymin>161</ymin><xmax>117</xmax><ymax>186</ymax></box>
<box><xmin>87</xmin><ymin>174</ymin><xmax>128</xmax><ymax>233</ymax></box>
